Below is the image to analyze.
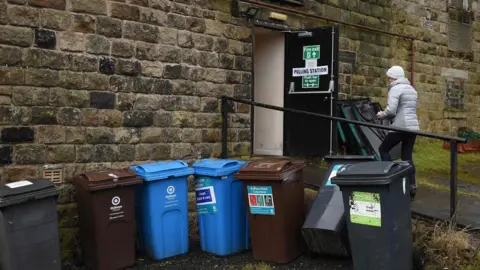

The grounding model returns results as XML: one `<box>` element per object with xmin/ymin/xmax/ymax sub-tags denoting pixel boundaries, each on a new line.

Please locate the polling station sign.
<box><xmin>292</xmin><ymin>66</ymin><xmax>329</xmax><ymax>77</ymax></box>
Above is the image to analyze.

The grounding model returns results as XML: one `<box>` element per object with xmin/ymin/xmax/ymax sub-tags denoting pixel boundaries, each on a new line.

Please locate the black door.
<box><xmin>283</xmin><ymin>26</ymin><xmax>339</xmax><ymax>157</ymax></box>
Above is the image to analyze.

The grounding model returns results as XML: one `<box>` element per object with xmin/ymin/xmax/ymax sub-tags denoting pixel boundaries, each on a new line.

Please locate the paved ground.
<box><xmin>412</xmin><ymin>186</ymin><xmax>480</xmax><ymax>229</ymax></box>
<box><xmin>129</xmin><ymin>242</ymin><xmax>352</xmax><ymax>270</ymax></box>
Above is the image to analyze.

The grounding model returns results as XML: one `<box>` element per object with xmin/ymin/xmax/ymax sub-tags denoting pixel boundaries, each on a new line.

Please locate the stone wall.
<box><xmin>1</xmin><ymin>0</ymin><xmax>480</xmax><ymax>264</ymax></box>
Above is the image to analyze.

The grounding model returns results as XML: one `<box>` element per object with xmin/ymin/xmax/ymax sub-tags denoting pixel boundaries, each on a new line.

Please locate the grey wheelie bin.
<box><xmin>332</xmin><ymin>161</ymin><xmax>414</xmax><ymax>270</ymax></box>
<box><xmin>0</xmin><ymin>179</ymin><xmax>61</xmax><ymax>270</ymax></box>
<box><xmin>302</xmin><ymin>155</ymin><xmax>375</xmax><ymax>257</ymax></box>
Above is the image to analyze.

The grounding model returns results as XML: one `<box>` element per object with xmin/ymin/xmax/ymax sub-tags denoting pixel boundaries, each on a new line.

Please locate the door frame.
<box><xmin>249</xmin><ymin>23</ymin><xmax>339</xmax><ymax>158</ymax></box>
<box><xmin>282</xmin><ymin>26</ymin><xmax>340</xmax><ymax>157</ymax></box>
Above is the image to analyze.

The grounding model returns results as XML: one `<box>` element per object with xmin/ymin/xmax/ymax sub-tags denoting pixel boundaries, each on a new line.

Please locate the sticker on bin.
<box><xmin>325</xmin><ymin>165</ymin><xmax>344</xmax><ymax>186</ymax></box>
<box><xmin>247</xmin><ymin>186</ymin><xmax>275</xmax><ymax>215</ymax></box>
<box><xmin>5</xmin><ymin>180</ymin><xmax>33</xmax><ymax>189</ymax></box>
<box><xmin>109</xmin><ymin>195</ymin><xmax>125</xmax><ymax>220</ymax></box>
<box><xmin>349</xmin><ymin>192</ymin><xmax>381</xmax><ymax>227</ymax></box>
<box><xmin>165</xmin><ymin>185</ymin><xmax>179</xmax><ymax>208</ymax></box>
<box><xmin>195</xmin><ymin>177</ymin><xmax>217</xmax><ymax>215</ymax></box>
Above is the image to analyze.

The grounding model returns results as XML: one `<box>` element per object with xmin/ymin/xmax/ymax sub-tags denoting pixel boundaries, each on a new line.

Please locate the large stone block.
<box><xmin>29</xmin><ymin>0</ymin><xmax>65</xmax><ymax>10</ymax></box>
<box><xmin>0</xmin><ymin>67</ymin><xmax>24</xmax><ymax>85</ymax></box>
<box><xmin>171</xmin><ymin>143</ymin><xmax>194</xmax><ymax>159</ymax></box>
<box><xmin>0</xmin><ymin>106</ymin><xmax>31</xmax><ymax>125</ymax></box>
<box><xmin>47</xmin><ymin>145</ymin><xmax>75</xmax><ymax>163</ymax></box>
<box><xmin>72</xmin><ymin>14</ymin><xmax>96</xmax><ymax>33</ymax></box>
<box><xmin>71</xmin><ymin>54</ymin><xmax>98</xmax><ymax>72</ymax></box>
<box><xmin>71</xmin><ymin>0</ymin><xmax>107</xmax><ymax>15</ymax></box>
<box><xmin>158</xmin><ymin>27</ymin><xmax>177</xmax><ymax>45</ymax></box>
<box><xmin>150</xmin><ymin>0</ymin><xmax>171</xmax><ymax>11</ymax></box>
<box><xmin>12</xmin><ymin>87</ymin><xmax>49</xmax><ymax>106</ymax></box>
<box><xmin>123</xmin><ymin>110</ymin><xmax>153</xmax><ymax>127</ymax></box>
<box><xmin>50</xmin><ymin>88</ymin><xmax>90</xmax><ymax>108</ymax></box>
<box><xmin>31</xmin><ymin>107</ymin><xmax>58</xmax><ymax>125</ymax></box>
<box><xmin>83</xmin><ymin>73</ymin><xmax>109</xmax><ymax>90</ymax></box>
<box><xmin>92</xmin><ymin>144</ymin><xmax>119</xmax><ymax>162</ymax></box>
<box><xmin>192</xmin><ymin>33</ymin><xmax>214</xmax><ymax>51</ymax></box>
<box><xmin>25</xmin><ymin>69</ymin><xmax>60</xmax><ymax>87</ymax></box>
<box><xmin>136</xmin><ymin>42</ymin><xmax>158</xmax><ymax>60</ymax></box>
<box><xmin>86</xmin><ymin>127</ymin><xmax>115</xmax><ymax>144</ymax></box>
<box><xmin>82</xmin><ymin>109</ymin><xmax>123</xmax><ymax>127</ymax></box>
<box><xmin>134</xmin><ymin>94</ymin><xmax>163</xmax><ymax>110</ymax></box>
<box><xmin>38</xmin><ymin>9</ymin><xmax>72</xmax><ymax>31</ymax></box>
<box><xmin>135</xmin><ymin>143</ymin><xmax>171</xmax><ymax>160</ymax></box>
<box><xmin>124</xmin><ymin>21</ymin><xmax>159</xmax><ymax>43</ymax></box>
<box><xmin>66</xmin><ymin>127</ymin><xmax>86</xmax><ymax>144</ymax></box>
<box><xmin>59</xmin><ymin>32</ymin><xmax>85</xmax><ymax>52</ymax></box>
<box><xmin>111</xmin><ymin>2</ymin><xmax>140</xmax><ymax>21</ymax></box>
<box><xmin>114</xmin><ymin>127</ymin><xmax>140</xmax><ymax>144</ymax></box>
<box><xmin>3</xmin><ymin>165</ymin><xmax>37</xmax><ymax>181</ymax></box>
<box><xmin>112</xmin><ymin>40</ymin><xmax>134</xmax><ymax>58</ymax></box>
<box><xmin>7</xmin><ymin>5</ymin><xmax>39</xmax><ymax>27</ymax></box>
<box><xmin>171</xmin><ymin>111</ymin><xmax>194</xmax><ymax>127</ymax></box>
<box><xmin>139</xmin><ymin>7</ymin><xmax>167</xmax><ymax>26</ymax></box>
<box><xmin>15</xmin><ymin>144</ymin><xmax>46</xmax><ymax>164</ymax></box>
<box><xmin>0</xmin><ymin>25</ymin><xmax>33</xmax><ymax>47</ymax></box>
<box><xmin>86</xmin><ymin>34</ymin><xmax>110</xmax><ymax>55</ymax></box>
<box><xmin>1</xmin><ymin>127</ymin><xmax>34</xmax><ymax>143</ymax></box>
<box><xmin>59</xmin><ymin>71</ymin><xmax>84</xmax><ymax>89</ymax></box>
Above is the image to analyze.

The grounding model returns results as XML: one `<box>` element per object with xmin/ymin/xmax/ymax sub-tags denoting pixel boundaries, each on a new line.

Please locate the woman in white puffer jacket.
<box><xmin>376</xmin><ymin>65</ymin><xmax>420</xmax><ymax>199</ymax></box>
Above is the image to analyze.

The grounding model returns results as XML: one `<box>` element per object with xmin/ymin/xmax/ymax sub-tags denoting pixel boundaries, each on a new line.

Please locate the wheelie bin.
<box><xmin>73</xmin><ymin>169</ymin><xmax>142</xmax><ymax>270</ymax></box>
<box><xmin>193</xmin><ymin>159</ymin><xmax>249</xmax><ymax>256</ymax></box>
<box><xmin>332</xmin><ymin>161</ymin><xmax>414</xmax><ymax>270</ymax></box>
<box><xmin>302</xmin><ymin>155</ymin><xmax>375</xmax><ymax>257</ymax></box>
<box><xmin>132</xmin><ymin>160</ymin><xmax>194</xmax><ymax>260</ymax></box>
<box><xmin>0</xmin><ymin>179</ymin><xmax>61</xmax><ymax>270</ymax></box>
<box><xmin>235</xmin><ymin>159</ymin><xmax>306</xmax><ymax>264</ymax></box>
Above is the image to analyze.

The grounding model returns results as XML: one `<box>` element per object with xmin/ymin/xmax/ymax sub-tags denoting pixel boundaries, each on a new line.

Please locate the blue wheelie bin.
<box><xmin>132</xmin><ymin>160</ymin><xmax>194</xmax><ymax>260</ymax></box>
<box><xmin>192</xmin><ymin>159</ymin><xmax>249</xmax><ymax>256</ymax></box>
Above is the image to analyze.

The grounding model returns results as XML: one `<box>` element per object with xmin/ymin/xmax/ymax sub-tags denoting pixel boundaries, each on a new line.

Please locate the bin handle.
<box><xmin>221</xmin><ymin>160</ymin><xmax>242</xmax><ymax>168</ymax></box>
<box><xmin>178</xmin><ymin>160</ymin><xmax>188</xmax><ymax>166</ymax></box>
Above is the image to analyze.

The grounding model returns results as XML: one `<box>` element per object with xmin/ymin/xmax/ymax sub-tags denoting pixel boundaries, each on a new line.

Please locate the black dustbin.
<box><xmin>332</xmin><ymin>161</ymin><xmax>413</xmax><ymax>270</ymax></box>
<box><xmin>302</xmin><ymin>155</ymin><xmax>375</xmax><ymax>257</ymax></box>
<box><xmin>0</xmin><ymin>179</ymin><xmax>61</xmax><ymax>270</ymax></box>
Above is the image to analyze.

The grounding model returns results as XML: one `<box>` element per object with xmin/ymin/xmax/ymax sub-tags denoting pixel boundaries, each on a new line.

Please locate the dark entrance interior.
<box><xmin>252</xmin><ymin>26</ymin><xmax>339</xmax><ymax>158</ymax></box>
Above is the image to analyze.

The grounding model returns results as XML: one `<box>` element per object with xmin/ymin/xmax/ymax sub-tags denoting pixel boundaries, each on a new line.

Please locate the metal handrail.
<box><xmin>221</xmin><ymin>96</ymin><xmax>465</xmax><ymax>220</ymax></box>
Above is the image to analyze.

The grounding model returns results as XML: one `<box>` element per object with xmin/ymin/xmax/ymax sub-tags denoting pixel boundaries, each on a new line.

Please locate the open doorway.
<box><xmin>252</xmin><ymin>27</ymin><xmax>285</xmax><ymax>156</ymax></box>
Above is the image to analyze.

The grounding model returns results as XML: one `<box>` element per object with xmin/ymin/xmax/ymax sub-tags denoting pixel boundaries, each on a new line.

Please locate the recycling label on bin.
<box><xmin>109</xmin><ymin>196</ymin><xmax>125</xmax><ymax>220</ymax></box>
<box><xmin>165</xmin><ymin>185</ymin><xmax>179</xmax><ymax>208</ymax></box>
<box><xmin>195</xmin><ymin>177</ymin><xmax>217</xmax><ymax>215</ymax></box>
<box><xmin>247</xmin><ymin>186</ymin><xmax>275</xmax><ymax>215</ymax></box>
<box><xmin>349</xmin><ymin>192</ymin><xmax>381</xmax><ymax>227</ymax></box>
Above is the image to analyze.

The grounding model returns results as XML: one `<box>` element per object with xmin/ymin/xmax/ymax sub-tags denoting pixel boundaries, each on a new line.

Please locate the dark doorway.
<box><xmin>283</xmin><ymin>26</ymin><xmax>339</xmax><ymax>157</ymax></box>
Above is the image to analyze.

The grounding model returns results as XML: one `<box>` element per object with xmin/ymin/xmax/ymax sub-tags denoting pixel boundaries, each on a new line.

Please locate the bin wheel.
<box><xmin>413</xmin><ymin>246</ymin><xmax>425</xmax><ymax>270</ymax></box>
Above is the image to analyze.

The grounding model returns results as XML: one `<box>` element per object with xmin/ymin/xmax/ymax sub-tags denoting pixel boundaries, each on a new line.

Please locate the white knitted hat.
<box><xmin>386</xmin><ymin>66</ymin><xmax>405</xmax><ymax>79</ymax></box>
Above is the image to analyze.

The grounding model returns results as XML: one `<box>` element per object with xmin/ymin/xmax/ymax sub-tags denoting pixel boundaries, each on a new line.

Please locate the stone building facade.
<box><xmin>0</xmin><ymin>0</ymin><xmax>480</xmax><ymax>262</ymax></box>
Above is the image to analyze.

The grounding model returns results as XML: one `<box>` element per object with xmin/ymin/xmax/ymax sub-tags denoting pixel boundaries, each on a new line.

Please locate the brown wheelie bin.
<box><xmin>72</xmin><ymin>169</ymin><xmax>142</xmax><ymax>270</ymax></box>
<box><xmin>234</xmin><ymin>160</ymin><xmax>306</xmax><ymax>264</ymax></box>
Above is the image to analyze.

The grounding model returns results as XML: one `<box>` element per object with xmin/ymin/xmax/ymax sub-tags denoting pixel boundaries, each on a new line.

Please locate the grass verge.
<box><xmin>413</xmin><ymin>219</ymin><xmax>480</xmax><ymax>269</ymax></box>
<box><xmin>413</xmin><ymin>139</ymin><xmax>480</xmax><ymax>185</ymax></box>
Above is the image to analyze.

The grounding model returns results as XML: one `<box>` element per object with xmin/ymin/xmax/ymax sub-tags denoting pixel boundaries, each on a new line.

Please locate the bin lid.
<box><xmin>193</xmin><ymin>159</ymin><xmax>246</xmax><ymax>177</ymax></box>
<box><xmin>234</xmin><ymin>159</ymin><xmax>306</xmax><ymax>181</ymax></box>
<box><xmin>132</xmin><ymin>160</ymin><xmax>194</xmax><ymax>181</ymax></box>
<box><xmin>73</xmin><ymin>169</ymin><xmax>142</xmax><ymax>191</ymax></box>
<box><xmin>0</xmin><ymin>179</ymin><xmax>59</xmax><ymax>209</ymax></box>
<box><xmin>331</xmin><ymin>161</ymin><xmax>411</xmax><ymax>186</ymax></box>
<box><xmin>324</xmin><ymin>155</ymin><xmax>376</xmax><ymax>162</ymax></box>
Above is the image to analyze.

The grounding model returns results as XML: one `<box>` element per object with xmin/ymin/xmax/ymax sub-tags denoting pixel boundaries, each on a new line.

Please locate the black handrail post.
<box><xmin>221</xmin><ymin>97</ymin><xmax>228</xmax><ymax>159</ymax></box>
<box><xmin>450</xmin><ymin>140</ymin><xmax>458</xmax><ymax>222</ymax></box>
